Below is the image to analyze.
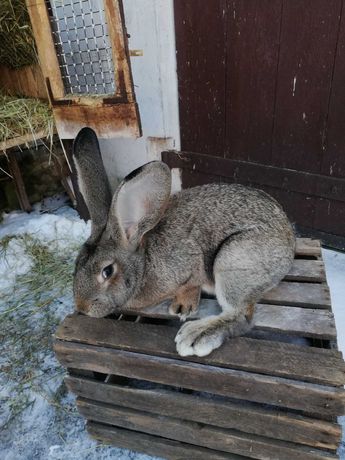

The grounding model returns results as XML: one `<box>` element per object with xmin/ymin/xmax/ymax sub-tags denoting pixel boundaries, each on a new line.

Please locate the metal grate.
<box><xmin>46</xmin><ymin>0</ymin><xmax>116</xmax><ymax>95</ymax></box>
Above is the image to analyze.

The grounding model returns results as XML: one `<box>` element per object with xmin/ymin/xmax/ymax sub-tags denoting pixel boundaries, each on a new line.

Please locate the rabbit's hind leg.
<box><xmin>175</xmin><ymin>231</ymin><xmax>284</xmax><ymax>357</ymax></box>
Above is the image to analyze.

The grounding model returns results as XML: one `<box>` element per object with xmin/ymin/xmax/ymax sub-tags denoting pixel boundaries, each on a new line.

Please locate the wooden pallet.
<box><xmin>54</xmin><ymin>238</ymin><xmax>345</xmax><ymax>460</ymax></box>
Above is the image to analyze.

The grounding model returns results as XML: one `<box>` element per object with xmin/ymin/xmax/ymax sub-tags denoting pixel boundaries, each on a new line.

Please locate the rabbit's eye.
<box><xmin>102</xmin><ymin>265</ymin><xmax>114</xmax><ymax>279</ymax></box>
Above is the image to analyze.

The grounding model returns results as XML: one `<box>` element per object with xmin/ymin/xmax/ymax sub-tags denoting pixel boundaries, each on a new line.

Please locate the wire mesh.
<box><xmin>46</xmin><ymin>0</ymin><xmax>116</xmax><ymax>95</ymax></box>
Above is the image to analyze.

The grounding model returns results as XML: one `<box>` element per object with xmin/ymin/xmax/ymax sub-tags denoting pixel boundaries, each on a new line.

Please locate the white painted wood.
<box><xmin>99</xmin><ymin>0</ymin><xmax>181</xmax><ymax>190</ymax></box>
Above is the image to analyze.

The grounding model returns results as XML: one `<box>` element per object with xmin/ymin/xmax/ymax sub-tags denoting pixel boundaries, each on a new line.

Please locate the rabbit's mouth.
<box><xmin>75</xmin><ymin>296</ymin><xmax>117</xmax><ymax>318</ymax></box>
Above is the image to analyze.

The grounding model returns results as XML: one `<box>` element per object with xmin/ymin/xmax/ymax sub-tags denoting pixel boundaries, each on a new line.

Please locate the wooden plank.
<box><xmin>321</xmin><ymin>3</ymin><xmax>345</xmax><ymax>179</ymax></box>
<box><xmin>104</xmin><ymin>0</ymin><xmax>135</xmax><ymax>103</ymax></box>
<box><xmin>295</xmin><ymin>238</ymin><xmax>321</xmax><ymax>257</ymax></box>
<box><xmin>79</xmin><ymin>399</ymin><xmax>337</xmax><ymax>460</ymax></box>
<box><xmin>54</xmin><ymin>341</ymin><xmax>345</xmax><ymax>415</ymax></box>
<box><xmin>0</xmin><ymin>129</ymin><xmax>52</xmax><ymax>153</ymax></box>
<box><xmin>53</xmin><ymin>103</ymin><xmax>140</xmax><ymax>139</ymax></box>
<box><xmin>262</xmin><ymin>282</ymin><xmax>331</xmax><ymax>308</ymax></box>
<box><xmin>271</xmin><ymin>0</ymin><xmax>342</xmax><ymax>173</ymax></box>
<box><xmin>57</xmin><ymin>315</ymin><xmax>344</xmax><ymax>385</ymax></box>
<box><xmin>25</xmin><ymin>0</ymin><xmax>65</xmax><ymax>99</ymax></box>
<box><xmin>0</xmin><ymin>64</ymin><xmax>47</xmax><ymax>99</ymax></box>
<box><xmin>224</xmin><ymin>0</ymin><xmax>282</xmax><ymax>165</ymax></box>
<box><xmin>88</xmin><ymin>421</ymin><xmax>246</xmax><ymax>460</ymax></box>
<box><xmin>113</xmin><ymin>300</ymin><xmax>337</xmax><ymax>340</ymax></box>
<box><xmin>8</xmin><ymin>152</ymin><xmax>32</xmax><ymax>212</ymax></box>
<box><xmin>174</xmin><ymin>0</ymin><xmax>227</xmax><ymax>155</ymax></box>
<box><xmin>66</xmin><ymin>375</ymin><xmax>342</xmax><ymax>450</ymax></box>
<box><xmin>286</xmin><ymin>259</ymin><xmax>325</xmax><ymax>282</ymax></box>
<box><xmin>162</xmin><ymin>150</ymin><xmax>345</xmax><ymax>206</ymax></box>
<box><xmin>253</xmin><ymin>304</ymin><xmax>336</xmax><ymax>340</ymax></box>
<box><xmin>313</xmin><ymin>198</ymin><xmax>345</xmax><ymax>236</ymax></box>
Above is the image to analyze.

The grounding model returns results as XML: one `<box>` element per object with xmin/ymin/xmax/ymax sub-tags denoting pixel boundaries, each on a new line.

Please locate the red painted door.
<box><xmin>164</xmin><ymin>0</ymin><xmax>345</xmax><ymax>249</ymax></box>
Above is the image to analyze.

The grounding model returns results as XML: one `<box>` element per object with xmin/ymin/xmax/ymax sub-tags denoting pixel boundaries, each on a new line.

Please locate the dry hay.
<box><xmin>0</xmin><ymin>93</ymin><xmax>54</xmax><ymax>148</ymax></box>
<box><xmin>0</xmin><ymin>0</ymin><xmax>37</xmax><ymax>68</ymax></box>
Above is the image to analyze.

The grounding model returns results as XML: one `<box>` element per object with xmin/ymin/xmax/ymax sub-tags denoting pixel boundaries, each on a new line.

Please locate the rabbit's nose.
<box><xmin>75</xmin><ymin>297</ymin><xmax>91</xmax><ymax>314</ymax></box>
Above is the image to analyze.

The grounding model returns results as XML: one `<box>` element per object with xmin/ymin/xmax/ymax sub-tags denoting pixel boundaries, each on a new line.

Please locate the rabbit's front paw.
<box><xmin>175</xmin><ymin>317</ymin><xmax>225</xmax><ymax>357</ymax></box>
<box><xmin>169</xmin><ymin>285</ymin><xmax>201</xmax><ymax>321</ymax></box>
<box><xmin>169</xmin><ymin>299</ymin><xmax>196</xmax><ymax>321</ymax></box>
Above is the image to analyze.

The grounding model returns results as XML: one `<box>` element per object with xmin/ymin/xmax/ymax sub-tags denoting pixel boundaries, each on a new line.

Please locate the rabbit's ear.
<box><xmin>108</xmin><ymin>161</ymin><xmax>171</xmax><ymax>249</ymax></box>
<box><xmin>73</xmin><ymin>128</ymin><xmax>112</xmax><ymax>236</ymax></box>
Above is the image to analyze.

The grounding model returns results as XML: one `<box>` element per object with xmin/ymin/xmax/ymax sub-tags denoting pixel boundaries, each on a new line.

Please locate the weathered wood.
<box><xmin>66</xmin><ymin>375</ymin><xmax>342</xmax><ymax>450</ymax></box>
<box><xmin>162</xmin><ymin>150</ymin><xmax>345</xmax><ymax>208</ymax></box>
<box><xmin>53</xmin><ymin>103</ymin><xmax>140</xmax><ymax>139</ymax></box>
<box><xmin>286</xmin><ymin>259</ymin><xmax>325</xmax><ymax>282</ymax></box>
<box><xmin>174</xmin><ymin>0</ymin><xmax>227</xmax><ymax>155</ymax></box>
<box><xmin>253</xmin><ymin>304</ymin><xmax>336</xmax><ymax>340</ymax></box>
<box><xmin>113</xmin><ymin>300</ymin><xmax>337</xmax><ymax>340</ymax></box>
<box><xmin>174</xmin><ymin>0</ymin><xmax>345</xmax><ymax>244</ymax></box>
<box><xmin>25</xmin><ymin>0</ymin><xmax>65</xmax><ymax>99</ymax></box>
<box><xmin>0</xmin><ymin>64</ymin><xmax>47</xmax><ymax>99</ymax></box>
<box><xmin>104</xmin><ymin>0</ymin><xmax>135</xmax><ymax>103</ymax></box>
<box><xmin>321</xmin><ymin>1</ymin><xmax>345</xmax><ymax>179</ymax></box>
<box><xmin>79</xmin><ymin>399</ymin><xmax>337</xmax><ymax>460</ymax></box>
<box><xmin>261</xmin><ymin>282</ymin><xmax>331</xmax><ymax>308</ymax></box>
<box><xmin>57</xmin><ymin>315</ymin><xmax>344</xmax><ymax>385</ymax></box>
<box><xmin>54</xmin><ymin>340</ymin><xmax>345</xmax><ymax>415</ymax></box>
<box><xmin>0</xmin><ymin>129</ymin><xmax>52</xmax><ymax>153</ymax></box>
<box><xmin>88</xmin><ymin>421</ymin><xmax>246</xmax><ymax>460</ymax></box>
<box><xmin>271</xmin><ymin>0</ymin><xmax>342</xmax><ymax>174</ymax></box>
<box><xmin>8</xmin><ymin>152</ymin><xmax>32</xmax><ymax>212</ymax></box>
<box><xmin>224</xmin><ymin>0</ymin><xmax>282</xmax><ymax>165</ymax></box>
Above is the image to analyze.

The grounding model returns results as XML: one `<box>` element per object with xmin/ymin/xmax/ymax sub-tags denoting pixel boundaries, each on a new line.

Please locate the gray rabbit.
<box><xmin>73</xmin><ymin>128</ymin><xmax>295</xmax><ymax>357</ymax></box>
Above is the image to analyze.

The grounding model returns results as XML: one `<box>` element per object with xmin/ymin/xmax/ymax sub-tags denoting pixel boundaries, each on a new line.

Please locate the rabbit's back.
<box><xmin>157</xmin><ymin>183</ymin><xmax>293</xmax><ymax>244</ymax></box>
<box><xmin>146</xmin><ymin>183</ymin><xmax>295</xmax><ymax>285</ymax></box>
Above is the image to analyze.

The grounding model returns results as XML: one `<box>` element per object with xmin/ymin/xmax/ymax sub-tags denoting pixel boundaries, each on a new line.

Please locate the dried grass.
<box><xmin>0</xmin><ymin>93</ymin><xmax>54</xmax><ymax>147</ymax></box>
<box><xmin>0</xmin><ymin>234</ymin><xmax>77</xmax><ymax>427</ymax></box>
<box><xmin>0</xmin><ymin>0</ymin><xmax>37</xmax><ymax>68</ymax></box>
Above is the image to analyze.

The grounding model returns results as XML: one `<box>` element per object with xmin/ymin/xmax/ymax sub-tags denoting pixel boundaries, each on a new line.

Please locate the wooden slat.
<box><xmin>286</xmin><ymin>259</ymin><xmax>326</xmax><ymax>282</ymax></box>
<box><xmin>79</xmin><ymin>399</ymin><xmax>337</xmax><ymax>460</ymax></box>
<box><xmin>8</xmin><ymin>152</ymin><xmax>32</xmax><ymax>212</ymax></box>
<box><xmin>104</xmin><ymin>0</ymin><xmax>135</xmax><ymax>103</ymax></box>
<box><xmin>26</xmin><ymin>0</ymin><xmax>65</xmax><ymax>99</ymax></box>
<box><xmin>0</xmin><ymin>129</ymin><xmax>51</xmax><ymax>153</ymax></box>
<box><xmin>174</xmin><ymin>0</ymin><xmax>227</xmax><ymax>155</ymax></box>
<box><xmin>66</xmin><ymin>375</ymin><xmax>342</xmax><ymax>450</ymax></box>
<box><xmin>88</xmin><ymin>421</ymin><xmax>246</xmax><ymax>460</ymax></box>
<box><xmin>115</xmin><ymin>300</ymin><xmax>337</xmax><ymax>340</ymax></box>
<box><xmin>224</xmin><ymin>0</ymin><xmax>282</xmax><ymax>165</ymax></box>
<box><xmin>321</xmin><ymin>2</ymin><xmax>345</xmax><ymax>179</ymax></box>
<box><xmin>163</xmin><ymin>149</ymin><xmax>345</xmax><ymax>209</ymax></box>
<box><xmin>54</xmin><ymin>341</ymin><xmax>345</xmax><ymax>415</ymax></box>
<box><xmin>271</xmin><ymin>0</ymin><xmax>342</xmax><ymax>174</ymax></box>
<box><xmin>53</xmin><ymin>103</ymin><xmax>140</xmax><ymax>139</ymax></box>
<box><xmin>261</xmin><ymin>282</ymin><xmax>331</xmax><ymax>308</ymax></box>
<box><xmin>57</xmin><ymin>315</ymin><xmax>344</xmax><ymax>385</ymax></box>
<box><xmin>295</xmin><ymin>238</ymin><xmax>321</xmax><ymax>257</ymax></box>
<box><xmin>0</xmin><ymin>64</ymin><xmax>47</xmax><ymax>99</ymax></box>
<box><xmin>253</xmin><ymin>304</ymin><xmax>336</xmax><ymax>340</ymax></box>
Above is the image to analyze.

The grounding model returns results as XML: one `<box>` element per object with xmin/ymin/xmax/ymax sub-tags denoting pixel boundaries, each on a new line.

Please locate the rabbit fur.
<box><xmin>73</xmin><ymin>128</ymin><xmax>295</xmax><ymax>357</ymax></box>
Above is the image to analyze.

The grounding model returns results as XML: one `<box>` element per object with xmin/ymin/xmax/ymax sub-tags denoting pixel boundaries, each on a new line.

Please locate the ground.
<box><xmin>0</xmin><ymin>195</ymin><xmax>344</xmax><ymax>459</ymax></box>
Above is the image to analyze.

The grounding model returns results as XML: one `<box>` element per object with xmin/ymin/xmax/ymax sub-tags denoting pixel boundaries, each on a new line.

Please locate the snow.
<box><xmin>0</xmin><ymin>197</ymin><xmax>344</xmax><ymax>459</ymax></box>
<box><xmin>0</xmin><ymin>197</ymin><xmax>160</xmax><ymax>460</ymax></box>
<box><xmin>322</xmin><ymin>248</ymin><xmax>345</xmax><ymax>460</ymax></box>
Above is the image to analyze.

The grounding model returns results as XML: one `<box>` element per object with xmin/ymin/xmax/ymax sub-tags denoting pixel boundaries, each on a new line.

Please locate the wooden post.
<box><xmin>8</xmin><ymin>151</ymin><xmax>32</xmax><ymax>212</ymax></box>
